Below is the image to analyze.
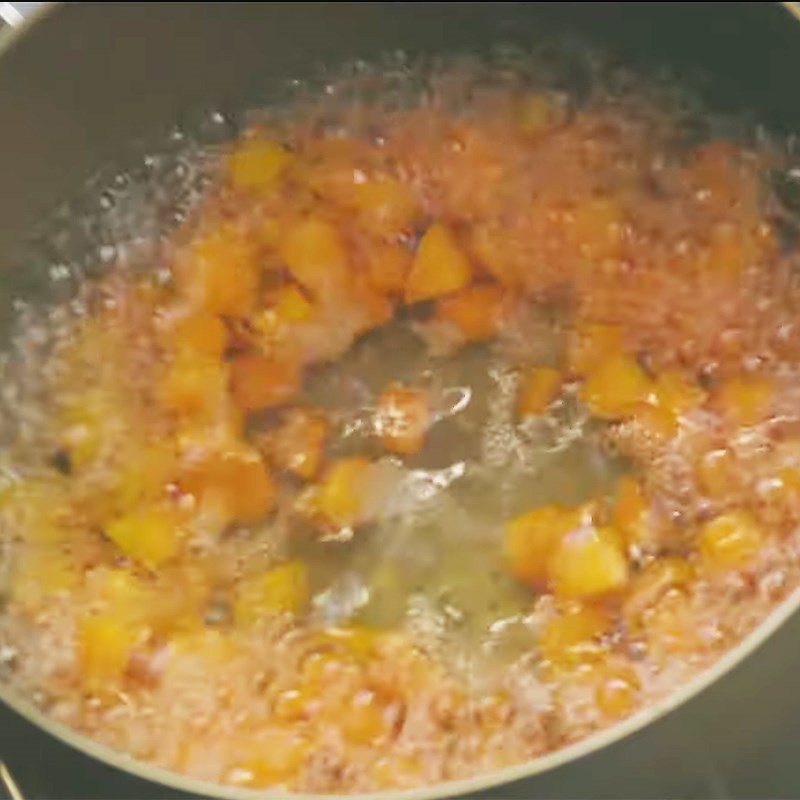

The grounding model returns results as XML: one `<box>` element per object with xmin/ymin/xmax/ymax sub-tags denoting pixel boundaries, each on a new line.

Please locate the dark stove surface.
<box><xmin>5</xmin><ymin>608</ymin><xmax>800</xmax><ymax>800</ymax></box>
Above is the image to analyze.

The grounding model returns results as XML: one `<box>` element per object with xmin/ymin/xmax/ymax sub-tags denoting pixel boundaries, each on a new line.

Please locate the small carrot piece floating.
<box><xmin>375</xmin><ymin>384</ymin><xmax>431</xmax><ymax>455</ymax></box>
<box><xmin>269</xmin><ymin>408</ymin><xmax>328</xmax><ymax>481</ymax></box>
<box><xmin>516</xmin><ymin>366</ymin><xmax>562</xmax><ymax>417</ymax></box>
<box><xmin>316</xmin><ymin>457</ymin><xmax>372</xmax><ymax>529</ymax></box>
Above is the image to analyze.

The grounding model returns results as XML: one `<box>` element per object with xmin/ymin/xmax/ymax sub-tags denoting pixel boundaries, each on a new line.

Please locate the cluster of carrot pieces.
<box><xmin>4</xmin><ymin>83</ymin><xmax>800</xmax><ymax>792</ymax></box>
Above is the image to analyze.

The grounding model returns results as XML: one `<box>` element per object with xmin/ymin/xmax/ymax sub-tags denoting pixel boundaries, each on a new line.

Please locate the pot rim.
<box><xmin>2</xmin><ymin>3</ymin><xmax>800</xmax><ymax>798</ymax></box>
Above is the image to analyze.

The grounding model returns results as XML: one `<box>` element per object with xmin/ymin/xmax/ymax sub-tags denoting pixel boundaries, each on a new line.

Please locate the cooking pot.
<box><xmin>2</xmin><ymin>4</ymin><xmax>800</xmax><ymax>799</ymax></box>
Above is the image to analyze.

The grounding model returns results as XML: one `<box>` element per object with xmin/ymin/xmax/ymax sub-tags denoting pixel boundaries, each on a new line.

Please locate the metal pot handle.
<box><xmin>0</xmin><ymin>2</ymin><xmax>42</xmax><ymax>27</ymax></box>
<box><xmin>0</xmin><ymin>763</ymin><xmax>24</xmax><ymax>800</ymax></box>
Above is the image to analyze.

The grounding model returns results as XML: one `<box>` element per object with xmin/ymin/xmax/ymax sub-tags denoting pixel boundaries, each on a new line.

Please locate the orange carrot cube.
<box><xmin>279</xmin><ymin>216</ymin><xmax>350</xmax><ymax>295</ymax></box>
<box><xmin>548</xmin><ymin>525</ymin><xmax>629</xmax><ymax>598</ymax></box>
<box><xmin>405</xmin><ymin>224</ymin><xmax>472</xmax><ymax>304</ymax></box>
<box><xmin>567</xmin><ymin>322</ymin><xmax>624</xmax><ymax>377</ymax></box>
<box><xmin>699</xmin><ymin>510</ymin><xmax>763</xmax><ymax>570</ymax></box>
<box><xmin>504</xmin><ymin>504</ymin><xmax>583</xmax><ymax>586</ymax></box>
<box><xmin>435</xmin><ymin>283</ymin><xmax>505</xmax><ymax>342</ymax></box>
<box><xmin>228</xmin><ymin>138</ymin><xmax>292</xmax><ymax>193</ymax></box>
<box><xmin>316</xmin><ymin>457</ymin><xmax>371</xmax><ymax>529</ymax></box>
<box><xmin>714</xmin><ymin>374</ymin><xmax>773</xmax><ymax>427</ymax></box>
<box><xmin>269</xmin><ymin>408</ymin><xmax>327</xmax><ymax>480</ymax></box>
<box><xmin>580</xmin><ymin>354</ymin><xmax>653</xmax><ymax>419</ymax></box>
<box><xmin>181</xmin><ymin>445</ymin><xmax>276</xmax><ymax>524</ymax></box>
<box><xmin>230</xmin><ymin>354</ymin><xmax>301</xmax><ymax>412</ymax></box>
<box><xmin>375</xmin><ymin>384</ymin><xmax>431</xmax><ymax>455</ymax></box>
<box><xmin>79</xmin><ymin>615</ymin><xmax>140</xmax><ymax>687</ymax></box>
<box><xmin>538</xmin><ymin>602</ymin><xmax>611</xmax><ymax>669</ymax></box>
<box><xmin>105</xmin><ymin>506</ymin><xmax>183</xmax><ymax>569</ymax></box>
<box><xmin>161</xmin><ymin>357</ymin><xmax>228</xmax><ymax>420</ymax></box>
<box><xmin>176</xmin><ymin>224</ymin><xmax>260</xmax><ymax>318</ymax></box>
<box><xmin>349</xmin><ymin>179</ymin><xmax>418</xmax><ymax>238</ymax></box>
<box><xmin>363</xmin><ymin>241</ymin><xmax>411</xmax><ymax>295</ymax></box>
<box><xmin>516</xmin><ymin>366</ymin><xmax>562</xmax><ymax>417</ymax></box>
<box><xmin>234</xmin><ymin>560</ymin><xmax>309</xmax><ymax>625</ymax></box>
<box><xmin>167</xmin><ymin>310</ymin><xmax>228</xmax><ymax>360</ymax></box>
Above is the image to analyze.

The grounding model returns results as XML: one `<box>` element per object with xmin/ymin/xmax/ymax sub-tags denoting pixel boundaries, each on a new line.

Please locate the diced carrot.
<box><xmin>548</xmin><ymin>525</ymin><xmax>629</xmax><ymax>598</ymax></box>
<box><xmin>714</xmin><ymin>374</ymin><xmax>773</xmax><ymax>427</ymax></box>
<box><xmin>316</xmin><ymin>457</ymin><xmax>371</xmax><ymax>528</ymax></box>
<box><xmin>612</xmin><ymin>476</ymin><xmax>650</xmax><ymax>548</ymax></box>
<box><xmin>640</xmin><ymin>587</ymin><xmax>701</xmax><ymax>658</ymax></box>
<box><xmin>629</xmin><ymin>401</ymin><xmax>680</xmax><ymax>440</ymax></box>
<box><xmin>504</xmin><ymin>504</ymin><xmax>583</xmax><ymax>586</ymax></box>
<box><xmin>176</xmin><ymin>224</ymin><xmax>260</xmax><ymax>318</ymax></box>
<box><xmin>269</xmin><ymin>408</ymin><xmax>327</xmax><ymax>480</ymax></box>
<box><xmin>699</xmin><ymin>510</ymin><xmax>763</xmax><ymax>570</ymax></box>
<box><xmin>765</xmin><ymin>466</ymin><xmax>800</xmax><ymax>505</ymax></box>
<box><xmin>105</xmin><ymin>506</ymin><xmax>183</xmax><ymax>569</ymax></box>
<box><xmin>181</xmin><ymin>445</ymin><xmax>276</xmax><ymax>524</ymax></box>
<box><xmin>234</xmin><ymin>560</ymin><xmax>309</xmax><ymax>625</ymax></box>
<box><xmin>371</xmin><ymin>755</ymin><xmax>423</xmax><ymax>789</ymax></box>
<box><xmin>79</xmin><ymin>614</ymin><xmax>140</xmax><ymax>687</ymax></box>
<box><xmin>226</xmin><ymin>729</ymin><xmax>310</xmax><ymax>787</ymax></box>
<box><xmin>228</xmin><ymin>138</ymin><xmax>292</xmax><ymax>193</ymax></box>
<box><xmin>348</xmin><ymin>179</ymin><xmax>418</xmax><ymax>238</ymax></box>
<box><xmin>653</xmin><ymin>369</ymin><xmax>707</xmax><ymax>417</ymax></box>
<box><xmin>538</xmin><ymin>602</ymin><xmax>611</xmax><ymax>669</ymax></box>
<box><xmin>594</xmin><ymin>661</ymin><xmax>640</xmax><ymax>718</ymax></box>
<box><xmin>363</xmin><ymin>241</ymin><xmax>411</xmax><ymax>295</ymax></box>
<box><xmin>161</xmin><ymin>357</ymin><xmax>228</xmax><ymax>420</ymax></box>
<box><xmin>340</xmin><ymin>689</ymin><xmax>389</xmax><ymax>745</ymax></box>
<box><xmin>405</xmin><ymin>224</ymin><xmax>473</xmax><ymax>304</ymax></box>
<box><xmin>580</xmin><ymin>354</ymin><xmax>653</xmax><ymax>419</ymax></box>
<box><xmin>435</xmin><ymin>284</ymin><xmax>505</xmax><ymax>342</ymax></box>
<box><xmin>266</xmin><ymin>283</ymin><xmax>314</xmax><ymax>323</ymax></box>
<box><xmin>230</xmin><ymin>354</ymin><xmax>301</xmax><ymax>412</ymax></box>
<box><xmin>167</xmin><ymin>310</ymin><xmax>228</xmax><ymax>360</ymax></box>
<box><xmin>516</xmin><ymin>366</ymin><xmax>562</xmax><ymax>417</ymax></box>
<box><xmin>279</xmin><ymin>216</ymin><xmax>350</xmax><ymax>295</ymax></box>
<box><xmin>567</xmin><ymin>322</ymin><xmax>624</xmax><ymax>377</ymax></box>
<box><xmin>623</xmin><ymin>557</ymin><xmax>694</xmax><ymax>630</ymax></box>
<box><xmin>375</xmin><ymin>384</ymin><xmax>431</xmax><ymax>455</ymax></box>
